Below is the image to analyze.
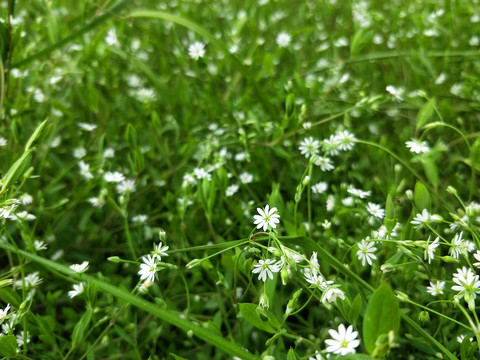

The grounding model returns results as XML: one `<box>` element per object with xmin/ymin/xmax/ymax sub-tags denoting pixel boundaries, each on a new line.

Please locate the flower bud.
<box><xmin>446</xmin><ymin>185</ymin><xmax>457</xmax><ymax>195</ymax></box>
<box><xmin>186</xmin><ymin>259</ymin><xmax>202</xmax><ymax>269</ymax></box>
<box><xmin>158</xmin><ymin>229</ymin><xmax>167</xmax><ymax>241</ymax></box>
<box><xmin>259</xmin><ymin>292</ymin><xmax>269</xmax><ymax>310</ymax></box>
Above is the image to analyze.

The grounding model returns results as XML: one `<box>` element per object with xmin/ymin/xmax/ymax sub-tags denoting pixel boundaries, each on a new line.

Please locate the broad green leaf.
<box><xmin>0</xmin><ymin>335</ymin><xmax>18</xmax><ymax>358</ymax></box>
<box><xmin>363</xmin><ymin>283</ymin><xmax>400</xmax><ymax>354</ymax></box>
<box><xmin>413</xmin><ymin>182</ymin><xmax>430</xmax><ymax>211</ymax></box>
<box><xmin>349</xmin><ymin>294</ymin><xmax>362</xmax><ymax>325</ymax></box>
<box><xmin>415</xmin><ymin>100</ymin><xmax>434</xmax><ymax>131</ymax></box>
<box><xmin>344</xmin><ymin>354</ymin><xmax>375</xmax><ymax>360</ymax></box>
<box><xmin>239</xmin><ymin>303</ymin><xmax>278</xmax><ymax>334</ymax></box>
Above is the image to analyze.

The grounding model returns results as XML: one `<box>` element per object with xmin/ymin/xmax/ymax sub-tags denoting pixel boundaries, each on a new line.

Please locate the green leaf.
<box><xmin>24</xmin><ymin>119</ymin><xmax>50</xmax><ymax>151</ymax></box>
<box><xmin>0</xmin><ymin>151</ymin><xmax>32</xmax><ymax>195</ymax></box>
<box><xmin>72</xmin><ymin>308</ymin><xmax>93</xmax><ymax>347</ymax></box>
<box><xmin>363</xmin><ymin>283</ymin><xmax>400</xmax><ymax>354</ymax></box>
<box><xmin>125</xmin><ymin>123</ymin><xmax>138</xmax><ymax>150</ymax></box>
<box><xmin>239</xmin><ymin>303</ymin><xmax>278</xmax><ymax>334</ymax></box>
<box><xmin>287</xmin><ymin>348</ymin><xmax>300</xmax><ymax>360</ymax></box>
<box><xmin>413</xmin><ymin>182</ymin><xmax>431</xmax><ymax>211</ymax></box>
<box><xmin>170</xmin><ymin>354</ymin><xmax>189</xmax><ymax>360</ymax></box>
<box><xmin>0</xmin><ymin>335</ymin><xmax>18</xmax><ymax>358</ymax></box>
<box><xmin>415</xmin><ymin>100</ymin><xmax>435</xmax><ymax>131</ymax></box>
<box><xmin>420</xmin><ymin>157</ymin><xmax>439</xmax><ymax>190</ymax></box>
<box><xmin>344</xmin><ymin>354</ymin><xmax>375</xmax><ymax>360</ymax></box>
<box><xmin>349</xmin><ymin>294</ymin><xmax>362</xmax><ymax>325</ymax></box>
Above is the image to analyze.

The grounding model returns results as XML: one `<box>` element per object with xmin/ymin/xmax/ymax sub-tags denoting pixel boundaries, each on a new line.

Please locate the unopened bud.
<box><xmin>418</xmin><ymin>310</ymin><xmax>430</xmax><ymax>324</ymax></box>
<box><xmin>446</xmin><ymin>185</ymin><xmax>457</xmax><ymax>195</ymax></box>
<box><xmin>259</xmin><ymin>292</ymin><xmax>269</xmax><ymax>310</ymax></box>
<box><xmin>303</xmin><ymin>176</ymin><xmax>311</xmax><ymax>186</ymax></box>
<box><xmin>186</xmin><ymin>259</ymin><xmax>202</xmax><ymax>269</ymax></box>
<box><xmin>158</xmin><ymin>229</ymin><xmax>167</xmax><ymax>241</ymax></box>
<box><xmin>396</xmin><ymin>291</ymin><xmax>409</xmax><ymax>302</ymax></box>
<box><xmin>107</xmin><ymin>256</ymin><xmax>121</xmax><ymax>263</ymax></box>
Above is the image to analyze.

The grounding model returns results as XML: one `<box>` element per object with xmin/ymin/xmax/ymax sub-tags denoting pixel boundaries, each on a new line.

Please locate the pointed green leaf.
<box><xmin>239</xmin><ymin>303</ymin><xmax>278</xmax><ymax>334</ymax></box>
<box><xmin>349</xmin><ymin>294</ymin><xmax>362</xmax><ymax>325</ymax></box>
<box><xmin>413</xmin><ymin>182</ymin><xmax>430</xmax><ymax>211</ymax></box>
<box><xmin>25</xmin><ymin>119</ymin><xmax>50</xmax><ymax>151</ymax></box>
<box><xmin>415</xmin><ymin>100</ymin><xmax>435</xmax><ymax>131</ymax></box>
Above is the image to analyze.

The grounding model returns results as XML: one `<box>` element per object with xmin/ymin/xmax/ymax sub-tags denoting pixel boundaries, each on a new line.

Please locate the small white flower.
<box><xmin>473</xmin><ymin>250</ymin><xmax>480</xmax><ymax>267</ymax></box>
<box><xmin>193</xmin><ymin>167</ymin><xmax>211</xmax><ymax>181</ymax></box>
<box><xmin>239</xmin><ymin>172</ymin><xmax>254</xmax><ymax>184</ymax></box>
<box><xmin>188</xmin><ymin>41</ymin><xmax>206</xmax><ymax>60</ymax></box>
<box><xmin>311</xmin><ymin>182</ymin><xmax>328</xmax><ymax>194</ymax></box>
<box><xmin>70</xmin><ymin>261</ymin><xmax>89</xmax><ymax>273</ymax></box>
<box><xmin>450</xmin><ymin>232</ymin><xmax>465</xmax><ymax>259</ymax></box>
<box><xmin>314</xmin><ymin>156</ymin><xmax>334</xmax><ymax>171</ymax></box>
<box><xmin>424</xmin><ymin>237</ymin><xmax>439</xmax><ymax>264</ymax></box>
<box><xmin>225</xmin><ymin>184</ymin><xmax>239</xmax><ymax>197</ymax></box>
<box><xmin>73</xmin><ymin>147</ymin><xmax>87</xmax><ymax>159</ymax></box>
<box><xmin>16</xmin><ymin>330</ymin><xmax>30</xmax><ymax>347</ymax></box>
<box><xmin>253</xmin><ymin>204</ymin><xmax>280</xmax><ymax>231</ymax></box>
<box><xmin>138</xmin><ymin>255</ymin><xmax>158</xmax><ymax>284</ymax></box>
<box><xmin>386</xmin><ymin>85</ymin><xmax>404</xmax><ymax>101</ymax></box>
<box><xmin>334</xmin><ymin>130</ymin><xmax>356</xmax><ymax>151</ymax></box>
<box><xmin>252</xmin><ymin>259</ymin><xmax>281</xmax><ymax>282</ymax></box>
<box><xmin>406</xmin><ymin>139</ymin><xmax>430</xmax><ymax>154</ymax></box>
<box><xmin>15</xmin><ymin>272</ymin><xmax>42</xmax><ymax>288</ymax></box>
<box><xmin>68</xmin><ymin>283</ymin><xmax>85</xmax><ymax>298</ymax></box>
<box><xmin>321</xmin><ymin>285</ymin><xmax>345</xmax><ymax>303</ymax></box>
<box><xmin>356</xmin><ymin>239</ymin><xmax>377</xmax><ymax>266</ymax></box>
<box><xmin>299</xmin><ymin>137</ymin><xmax>320</xmax><ymax>159</ymax></box>
<box><xmin>77</xmin><ymin>122</ymin><xmax>97</xmax><ymax>131</ymax></box>
<box><xmin>116</xmin><ymin>179</ymin><xmax>136</xmax><ymax>194</ymax></box>
<box><xmin>0</xmin><ymin>137</ymin><xmax>7</xmax><ymax>146</ymax></box>
<box><xmin>451</xmin><ymin>266</ymin><xmax>480</xmax><ymax>299</ymax></box>
<box><xmin>411</xmin><ymin>209</ymin><xmax>431</xmax><ymax>229</ymax></box>
<box><xmin>78</xmin><ymin>161</ymin><xmax>94</xmax><ymax>180</ymax></box>
<box><xmin>132</xmin><ymin>214</ymin><xmax>148</xmax><ymax>224</ymax></box>
<box><xmin>0</xmin><ymin>304</ymin><xmax>10</xmax><ymax>321</ymax></box>
<box><xmin>347</xmin><ymin>187</ymin><xmax>370</xmax><ymax>198</ymax></box>
<box><xmin>104</xmin><ymin>171</ymin><xmax>125</xmax><ymax>183</ymax></box>
<box><xmin>325</xmin><ymin>324</ymin><xmax>360</xmax><ymax>356</ymax></box>
<box><xmin>34</xmin><ymin>240</ymin><xmax>48</xmax><ymax>251</ymax></box>
<box><xmin>426</xmin><ymin>281</ymin><xmax>445</xmax><ymax>296</ymax></box>
<box><xmin>152</xmin><ymin>242</ymin><xmax>169</xmax><ymax>261</ymax></box>
<box><xmin>366</xmin><ymin>202</ymin><xmax>385</xmax><ymax>219</ymax></box>
<box><xmin>323</xmin><ymin>135</ymin><xmax>341</xmax><ymax>156</ymax></box>
<box><xmin>276</xmin><ymin>32</ymin><xmax>291</xmax><ymax>47</ymax></box>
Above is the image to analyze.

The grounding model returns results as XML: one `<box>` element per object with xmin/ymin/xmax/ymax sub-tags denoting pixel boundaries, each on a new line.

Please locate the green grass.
<box><xmin>1</xmin><ymin>1</ymin><xmax>480</xmax><ymax>359</ymax></box>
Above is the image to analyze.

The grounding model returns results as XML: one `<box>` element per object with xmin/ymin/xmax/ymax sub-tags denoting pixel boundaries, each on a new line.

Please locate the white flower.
<box><xmin>315</xmin><ymin>156</ymin><xmax>334</xmax><ymax>171</ymax></box>
<box><xmin>325</xmin><ymin>324</ymin><xmax>360</xmax><ymax>356</ymax></box>
<box><xmin>451</xmin><ymin>266</ymin><xmax>480</xmax><ymax>299</ymax></box>
<box><xmin>252</xmin><ymin>259</ymin><xmax>281</xmax><ymax>282</ymax></box>
<box><xmin>16</xmin><ymin>331</ymin><xmax>30</xmax><ymax>347</ymax></box>
<box><xmin>0</xmin><ymin>137</ymin><xmax>7</xmax><ymax>146</ymax></box>
<box><xmin>34</xmin><ymin>240</ymin><xmax>48</xmax><ymax>251</ymax></box>
<box><xmin>73</xmin><ymin>147</ymin><xmax>87</xmax><ymax>159</ymax></box>
<box><xmin>334</xmin><ymin>130</ymin><xmax>356</xmax><ymax>151</ymax></box>
<box><xmin>68</xmin><ymin>283</ymin><xmax>85</xmax><ymax>298</ymax></box>
<box><xmin>386</xmin><ymin>85</ymin><xmax>404</xmax><ymax>101</ymax></box>
<box><xmin>15</xmin><ymin>272</ymin><xmax>42</xmax><ymax>288</ymax></box>
<box><xmin>411</xmin><ymin>209</ymin><xmax>431</xmax><ymax>229</ymax></box>
<box><xmin>299</xmin><ymin>137</ymin><xmax>320</xmax><ymax>158</ymax></box>
<box><xmin>366</xmin><ymin>202</ymin><xmax>385</xmax><ymax>219</ymax></box>
<box><xmin>424</xmin><ymin>237</ymin><xmax>439</xmax><ymax>264</ymax></box>
<box><xmin>138</xmin><ymin>255</ymin><xmax>158</xmax><ymax>284</ymax></box>
<box><xmin>70</xmin><ymin>261</ymin><xmax>89</xmax><ymax>273</ymax></box>
<box><xmin>116</xmin><ymin>179</ymin><xmax>136</xmax><ymax>194</ymax></box>
<box><xmin>77</xmin><ymin>122</ymin><xmax>97</xmax><ymax>131</ymax></box>
<box><xmin>253</xmin><ymin>204</ymin><xmax>280</xmax><ymax>231</ymax></box>
<box><xmin>450</xmin><ymin>232</ymin><xmax>465</xmax><ymax>259</ymax></box>
<box><xmin>20</xmin><ymin>194</ymin><xmax>33</xmax><ymax>205</ymax></box>
<box><xmin>225</xmin><ymin>184</ymin><xmax>239</xmax><ymax>197</ymax></box>
<box><xmin>0</xmin><ymin>304</ymin><xmax>10</xmax><ymax>321</ymax></box>
<box><xmin>276</xmin><ymin>32</ymin><xmax>291</xmax><ymax>47</ymax></box>
<box><xmin>473</xmin><ymin>250</ymin><xmax>480</xmax><ymax>267</ymax></box>
<box><xmin>78</xmin><ymin>161</ymin><xmax>94</xmax><ymax>180</ymax></box>
<box><xmin>103</xmin><ymin>148</ymin><xmax>115</xmax><ymax>158</ymax></box>
<box><xmin>321</xmin><ymin>285</ymin><xmax>345</xmax><ymax>303</ymax></box>
<box><xmin>311</xmin><ymin>182</ymin><xmax>328</xmax><ymax>194</ymax></box>
<box><xmin>406</xmin><ymin>139</ymin><xmax>430</xmax><ymax>154</ymax></box>
<box><xmin>342</xmin><ymin>197</ymin><xmax>354</xmax><ymax>207</ymax></box>
<box><xmin>426</xmin><ymin>281</ymin><xmax>445</xmax><ymax>296</ymax></box>
<box><xmin>239</xmin><ymin>172</ymin><xmax>254</xmax><ymax>184</ymax></box>
<box><xmin>104</xmin><ymin>171</ymin><xmax>125</xmax><ymax>183</ymax></box>
<box><xmin>356</xmin><ymin>239</ymin><xmax>377</xmax><ymax>266</ymax></box>
<box><xmin>323</xmin><ymin>135</ymin><xmax>341</xmax><ymax>156</ymax></box>
<box><xmin>347</xmin><ymin>187</ymin><xmax>370</xmax><ymax>198</ymax></box>
<box><xmin>188</xmin><ymin>41</ymin><xmax>206</xmax><ymax>60</ymax></box>
<box><xmin>105</xmin><ymin>28</ymin><xmax>119</xmax><ymax>46</ymax></box>
<box><xmin>152</xmin><ymin>242</ymin><xmax>169</xmax><ymax>261</ymax></box>
<box><xmin>132</xmin><ymin>214</ymin><xmax>148</xmax><ymax>224</ymax></box>
<box><xmin>193</xmin><ymin>167</ymin><xmax>211</xmax><ymax>181</ymax></box>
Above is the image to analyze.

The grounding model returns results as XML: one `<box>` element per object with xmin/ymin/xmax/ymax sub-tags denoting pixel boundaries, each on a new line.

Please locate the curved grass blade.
<box><xmin>0</xmin><ymin>243</ymin><xmax>259</xmax><ymax>360</ymax></box>
<box><xmin>128</xmin><ymin>10</ymin><xmax>275</xmax><ymax>117</ymax></box>
<box><xmin>12</xmin><ymin>0</ymin><xmax>128</xmax><ymax>68</ymax></box>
